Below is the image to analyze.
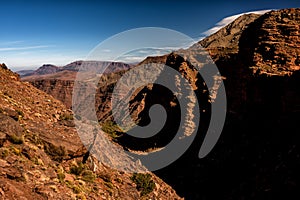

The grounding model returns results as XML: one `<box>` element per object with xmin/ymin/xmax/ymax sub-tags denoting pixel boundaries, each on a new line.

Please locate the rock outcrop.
<box><xmin>239</xmin><ymin>8</ymin><xmax>300</xmax><ymax>76</ymax></box>
<box><xmin>200</xmin><ymin>13</ymin><xmax>261</xmax><ymax>56</ymax></box>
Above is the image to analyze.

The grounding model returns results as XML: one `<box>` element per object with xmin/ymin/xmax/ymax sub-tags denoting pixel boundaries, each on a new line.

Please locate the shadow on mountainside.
<box><xmin>153</xmin><ymin>11</ymin><xmax>300</xmax><ymax>199</ymax></box>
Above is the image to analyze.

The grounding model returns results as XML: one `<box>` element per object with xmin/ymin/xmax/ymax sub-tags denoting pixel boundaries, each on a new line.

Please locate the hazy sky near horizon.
<box><xmin>1</xmin><ymin>0</ymin><xmax>299</xmax><ymax>70</ymax></box>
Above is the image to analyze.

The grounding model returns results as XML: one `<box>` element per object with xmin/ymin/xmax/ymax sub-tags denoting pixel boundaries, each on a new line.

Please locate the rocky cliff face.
<box><xmin>62</xmin><ymin>60</ymin><xmax>132</xmax><ymax>73</ymax></box>
<box><xmin>0</xmin><ymin>64</ymin><xmax>182</xmax><ymax>199</ymax></box>
<box><xmin>153</xmin><ymin>8</ymin><xmax>300</xmax><ymax>199</ymax></box>
<box><xmin>239</xmin><ymin>8</ymin><xmax>300</xmax><ymax>76</ymax></box>
<box><xmin>200</xmin><ymin>13</ymin><xmax>261</xmax><ymax>54</ymax></box>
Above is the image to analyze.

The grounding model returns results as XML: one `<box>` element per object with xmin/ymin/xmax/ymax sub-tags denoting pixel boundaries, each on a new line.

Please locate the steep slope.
<box><xmin>153</xmin><ymin>8</ymin><xmax>300</xmax><ymax>199</ymax></box>
<box><xmin>22</xmin><ymin>71</ymin><xmax>77</xmax><ymax>109</ymax></box>
<box><xmin>200</xmin><ymin>13</ymin><xmax>261</xmax><ymax>50</ymax></box>
<box><xmin>0</xmin><ymin>63</ymin><xmax>182</xmax><ymax>199</ymax></box>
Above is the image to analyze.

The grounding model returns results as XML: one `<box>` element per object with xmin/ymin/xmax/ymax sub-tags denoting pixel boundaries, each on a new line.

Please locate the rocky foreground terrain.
<box><xmin>19</xmin><ymin>8</ymin><xmax>300</xmax><ymax>199</ymax></box>
<box><xmin>0</xmin><ymin>63</ymin><xmax>182</xmax><ymax>199</ymax></box>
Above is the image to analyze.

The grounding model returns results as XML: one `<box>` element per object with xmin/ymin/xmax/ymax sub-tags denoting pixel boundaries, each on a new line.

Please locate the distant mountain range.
<box><xmin>20</xmin><ymin>60</ymin><xmax>132</xmax><ymax>78</ymax></box>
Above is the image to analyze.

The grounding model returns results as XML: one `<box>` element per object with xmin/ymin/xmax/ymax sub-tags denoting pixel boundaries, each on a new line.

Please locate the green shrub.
<box><xmin>9</xmin><ymin>134</ymin><xmax>24</xmax><ymax>144</ymax></box>
<box><xmin>72</xmin><ymin>185</ymin><xmax>81</xmax><ymax>194</ymax></box>
<box><xmin>70</xmin><ymin>162</ymin><xmax>85</xmax><ymax>176</ymax></box>
<box><xmin>60</xmin><ymin>113</ymin><xmax>74</xmax><ymax>121</ymax></box>
<box><xmin>100</xmin><ymin>120</ymin><xmax>123</xmax><ymax>139</ymax></box>
<box><xmin>65</xmin><ymin>180</ymin><xmax>81</xmax><ymax>194</ymax></box>
<box><xmin>131</xmin><ymin>173</ymin><xmax>155</xmax><ymax>196</ymax></box>
<box><xmin>81</xmin><ymin>170</ymin><xmax>96</xmax><ymax>183</ymax></box>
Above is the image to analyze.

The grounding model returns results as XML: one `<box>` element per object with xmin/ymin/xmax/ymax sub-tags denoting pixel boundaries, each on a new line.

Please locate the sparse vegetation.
<box><xmin>44</xmin><ymin>143</ymin><xmax>66</xmax><ymax>162</ymax></box>
<box><xmin>131</xmin><ymin>173</ymin><xmax>155</xmax><ymax>196</ymax></box>
<box><xmin>70</xmin><ymin>161</ymin><xmax>85</xmax><ymax>176</ymax></box>
<box><xmin>81</xmin><ymin>170</ymin><xmax>96</xmax><ymax>183</ymax></box>
<box><xmin>70</xmin><ymin>161</ymin><xmax>96</xmax><ymax>183</ymax></box>
<box><xmin>26</xmin><ymin>133</ymin><xmax>43</xmax><ymax>145</ymax></box>
<box><xmin>32</xmin><ymin>157</ymin><xmax>44</xmax><ymax>166</ymax></box>
<box><xmin>72</xmin><ymin>185</ymin><xmax>81</xmax><ymax>194</ymax></box>
<box><xmin>100</xmin><ymin>120</ymin><xmax>123</xmax><ymax>139</ymax></box>
<box><xmin>65</xmin><ymin>180</ymin><xmax>82</xmax><ymax>194</ymax></box>
<box><xmin>9</xmin><ymin>134</ymin><xmax>24</xmax><ymax>144</ymax></box>
<box><xmin>59</xmin><ymin>113</ymin><xmax>74</xmax><ymax>121</ymax></box>
<box><xmin>57</xmin><ymin>168</ymin><xmax>65</xmax><ymax>183</ymax></box>
<box><xmin>10</xmin><ymin>146</ymin><xmax>22</xmax><ymax>156</ymax></box>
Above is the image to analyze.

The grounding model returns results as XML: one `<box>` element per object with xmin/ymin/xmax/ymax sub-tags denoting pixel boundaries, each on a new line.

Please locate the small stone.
<box><xmin>0</xmin><ymin>159</ymin><xmax>10</xmax><ymax>168</ymax></box>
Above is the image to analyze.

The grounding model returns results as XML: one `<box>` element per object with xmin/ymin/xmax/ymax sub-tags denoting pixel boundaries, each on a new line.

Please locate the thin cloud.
<box><xmin>0</xmin><ymin>40</ymin><xmax>24</xmax><ymax>45</ymax></box>
<box><xmin>202</xmin><ymin>9</ymin><xmax>273</xmax><ymax>37</ymax></box>
<box><xmin>115</xmin><ymin>47</ymin><xmax>176</xmax><ymax>63</ymax></box>
<box><xmin>117</xmin><ymin>56</ymin><xmax>146</xmax><ymax>62</ymax></box>
<box><xmin>102</xmin><ymin>49</ymin><xmax>111</xmax><ymax>52</ymax></box>
<box><xmin>0</xmin><ymin>45</ymin><xmax>51</xmax><ymax>52</ymax></box>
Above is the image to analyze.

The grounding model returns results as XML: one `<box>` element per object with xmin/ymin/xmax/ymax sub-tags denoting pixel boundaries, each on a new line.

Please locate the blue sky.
<box><xmin>1</xmin><ymin>0</ymin><xmax>299</xmax><ymax>70</ymax></box>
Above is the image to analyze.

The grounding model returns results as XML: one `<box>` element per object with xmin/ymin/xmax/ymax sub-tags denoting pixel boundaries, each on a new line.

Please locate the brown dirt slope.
<box><xmin>0</xmin><ymin>63</ymin><xmax>182</xmax><ymax>199</ymax></box>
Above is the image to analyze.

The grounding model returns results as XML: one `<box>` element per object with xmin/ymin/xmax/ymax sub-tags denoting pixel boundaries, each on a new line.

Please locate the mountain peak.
<box><xmin>35</xmin><ymin>64</ymin><xmax>59</xmax><ymax>75</ymax></box>
<box><xmin>199</xmin><ymin>13</ymin><xmax>262</xmax><ymax>50</ymax></box>
<box><xmin>0</xmin><ymin>63</ymin><xmax>8</xmax><ymax>70</ymax></box>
